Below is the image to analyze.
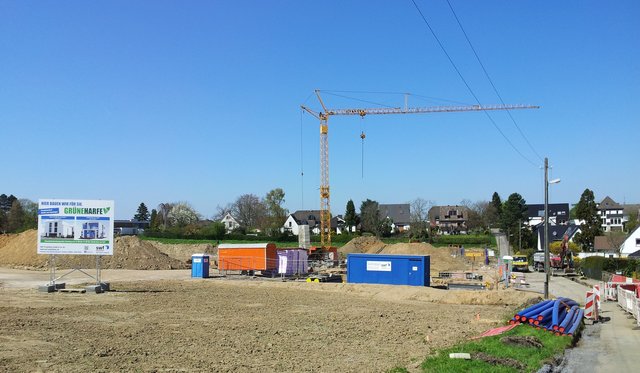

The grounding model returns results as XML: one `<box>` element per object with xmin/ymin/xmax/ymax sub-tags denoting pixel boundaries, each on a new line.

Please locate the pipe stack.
<box><xmin>509</xmin><ymin>298</ymin><xmax>583</xmax><ymax>336</ymax></box>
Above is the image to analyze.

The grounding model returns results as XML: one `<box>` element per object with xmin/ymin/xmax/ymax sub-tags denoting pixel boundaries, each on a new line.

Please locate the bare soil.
<box><xmin>0</xmin><ymin>276</ymin><xmax>537</xmax><ymax>373</ymax></box>
<box><xmin>0</xmin><ymin>231</ymin><xmax>211</xmax><ymax>270</ymax></box>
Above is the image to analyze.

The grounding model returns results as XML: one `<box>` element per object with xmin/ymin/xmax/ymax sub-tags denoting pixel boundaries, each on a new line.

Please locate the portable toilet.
<box><xmin>191</xmin><ymin>254</ymin><xmax>210</xmax><ymax>278</ymax></box>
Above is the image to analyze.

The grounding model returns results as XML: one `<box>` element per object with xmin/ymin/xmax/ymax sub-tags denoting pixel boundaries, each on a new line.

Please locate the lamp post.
<box><xmin>544</xmin><ymin>157</ymin><xmax>561</xmax><ymax>299</ymax></box>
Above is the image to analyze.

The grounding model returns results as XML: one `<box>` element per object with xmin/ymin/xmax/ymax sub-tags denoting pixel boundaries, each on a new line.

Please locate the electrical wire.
<box><xmin>445</xmin><ymin>0</ymin><xmax>543</xmax><ymax>162</ymax></box>
<box><xmin>409</xmin><ymin>0</ymin><xmax>538</xmax><ymax>167</ymax></box>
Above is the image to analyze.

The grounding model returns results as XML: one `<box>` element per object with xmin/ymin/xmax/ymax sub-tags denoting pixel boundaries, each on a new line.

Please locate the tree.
<box><xmin>19</xmin><ymin>199</ymin><xmax>37</xmax><ymax>231</ymax></box>
<box><xmin>410</xmin><ymin>198</ymin><xmax>433</xmax><ymax>240</ymax></box>
<box><xmin>232</xmin><ymin>194</ymin><xmax>267</xmax><ymax>231</ymax></box>
<box><xmin>500</xmin><ymin>193</ymin><xmax>528</xmax><ymax>249</ymax></box>
<box><xmin>573</xmin><ymin>189</ymin><xmax>602</xmax><ymax>251</ymax></box>
<box><xmin>626</xmin><ymin>211</ymin><xmax>638</xmax><ymax>234</ymax></box>
<box><xmin>360</xmin><ymin>199</ymin><xmax>382</xmax><ymax>237</ymax></box>
<box><xmin>157</xmin><ymin>202</ymin><xmax>174</xmax><ymax>229</ymax></box>
<box><xmin>213</xmin><ymin>203</ymin><xmax>234</xmax><ymax>221</ymax></box>
<box><xmin>0</xmin><ymin>209</ymin><xmax>7</xmax><ymax>233</ymax></box>
<box><xmin>0</xmin><ymin>194</ymin><xmax>17</xmax><ymax>213</ymax></box>
<box><xmin>134</xmin><ymin>202</ymin><xmax>150</xmax><ymax>221</ymax></box>
<box><xmin>344</xmin><ymin>199</ymin><xmax>357</xmax><ymax>232</ymax></box>
<box><xmin>263</xmin><ymin>188</ymin><xmax>288</xmax><ymax>233</ymax></box>
<box><xmin>487</xmin><ymin>192</ymin><xmax>502</xmax><ymax>227</ymax></box>
<box><xmin>7</xmin><ymin>200</ymin><xmax>25</xmax><ymax>233</ymax></box>
<box><xmin>149</xmin><ymin>209</ymin><xmax>160</xmax><ymax>231</ymax></box>
<box><xmin>166</xmin><ymin>202</ymin><xmax>200</xmax><ymax>227</ymax></box>
<box><xmin>606</xmin><ymin>231</ymin><xmax>627</xmax><ymax>257</ymax></box>
<box><xmin>461</xmin><ymin>199</ymin><xmax>489</xmax><ymax>233</ymax></box>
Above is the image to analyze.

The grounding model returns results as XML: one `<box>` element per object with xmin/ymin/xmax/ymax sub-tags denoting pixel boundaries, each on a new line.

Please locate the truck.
<box><xmin>532</xmin><ymin>251</ymin><xmax>575</xmax><ymax>273</ymax></box>
<box><xmin>511</xmin><ymin>254</ymin><xmax>529</xmax><ymax>272</ymax></box>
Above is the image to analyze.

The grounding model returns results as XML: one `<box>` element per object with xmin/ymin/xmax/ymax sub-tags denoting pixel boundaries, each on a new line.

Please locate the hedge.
<box><xmin>581</xmin><ymin>256</ymin><xmax>640</xmax><ymax>280</ymax></box>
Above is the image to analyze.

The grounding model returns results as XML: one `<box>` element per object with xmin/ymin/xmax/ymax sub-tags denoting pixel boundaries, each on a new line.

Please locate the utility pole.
<box><xmin>544</xmin><ymin>157</ymin><xmax>550</xmax><ymax>299</ymax></box>
<box><xmin>518</xmin><ymin>219</ymin><xmax>522</xmax><ymax>253</ymax></box>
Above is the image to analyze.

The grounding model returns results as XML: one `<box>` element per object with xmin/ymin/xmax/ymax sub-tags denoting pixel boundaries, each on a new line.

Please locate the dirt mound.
<box><xmin>339</xmin><ymin>236</ymin><xmax>387</xmax><ymax>254</ymax></box>
<box><xmin>151</xmin><ymin>241</ymin><xmax>218</xmax><ymax>268</ymax></box>
<box><xmin>379</xmin><ymin>242</ymin><xmax>470</xmax><ymax>273</ymax></box>
<box><xmin>0</xmin><ymin>230</ymin><xmax>189</xmax><ymax>270</ymax></box>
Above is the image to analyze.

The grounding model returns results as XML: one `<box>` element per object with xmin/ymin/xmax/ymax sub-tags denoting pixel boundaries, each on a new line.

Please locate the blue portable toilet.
<box><xmin>191</xmin><ymin>253</ymin><xmax>210</xmax><ymax>278</ymax></box>
<box><xmin>347</xmin><ymin>254</ymin><xmax>430</xmax><ymax>286</ymax></box>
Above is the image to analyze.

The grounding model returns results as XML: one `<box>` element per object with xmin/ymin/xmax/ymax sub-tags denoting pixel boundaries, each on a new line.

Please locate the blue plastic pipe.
<box><xmin>566</xmin><ymin>309</ymin><xmax>584</xmax><ymax>335</ymax></box>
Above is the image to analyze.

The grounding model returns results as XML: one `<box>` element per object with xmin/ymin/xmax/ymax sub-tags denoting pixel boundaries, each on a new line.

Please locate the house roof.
<box><xmin>598</xmin><ymin>196</ymin><xmax>623</xmax><ymax>210</ymax></box>
<box><xmin>536</xmin><ymin>224</ymin><xmax>580</xmax><ymax>244</ymax></box>
<box><xmin>379</xmin><ymin>204</ymin><xmax>411</xmax><ymax>225</ymax></box>
<box><xmin>428</xmin><ymin>205</ymin><xmax>469</xmax><ymax>222</ymax></box>
<box><xmin>628</xmin><ymin>249</ymin><xmax>640</xmax><ymax>258</ymax></box>
<box><xmin>526</xmin><ymin>203</ymin><xmax>569</xmax><ymax>219</ymax></box>
<box><xmin>594</xmin><ymin>236</ymin><xmax>617</xmax><ymax>251</ymax></box>
<box><xmin>289</xmin><ymin>210</ymin><xmax>344</xmax><ymax>229</ymax></box>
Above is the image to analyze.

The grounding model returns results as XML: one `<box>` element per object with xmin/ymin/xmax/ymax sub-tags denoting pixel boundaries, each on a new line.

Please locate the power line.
<box><xmin>409</xmin><ymin>0</ymin><xmax>538</xmax><ymax>167</ymax></box>
<box><xmin>445</xmin><ymin>0</ymin><xmax>543</xmax><ymax>162</ymax></box>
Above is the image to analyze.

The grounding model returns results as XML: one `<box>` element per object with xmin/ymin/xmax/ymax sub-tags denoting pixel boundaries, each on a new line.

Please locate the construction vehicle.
<box><xmin>532</xmin><ymin>235</ymin><xmax>575</xmax><ymax>274</ymax></box>
<box><xmin>300</xmin><ymin>90</ymin><xmax>538</xmax><ymax>256</ymax></box>
<box><xmin>511</xmin><ymin>254</ymin><xmax>529</xmax><ymax>272</ymax></box>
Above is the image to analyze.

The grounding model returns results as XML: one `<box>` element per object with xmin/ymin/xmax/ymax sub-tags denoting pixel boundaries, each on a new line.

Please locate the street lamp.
<box><xmin>544</xmin><ymin>157</ymin><xmax>561</xmax><ymax>299</ymax></box>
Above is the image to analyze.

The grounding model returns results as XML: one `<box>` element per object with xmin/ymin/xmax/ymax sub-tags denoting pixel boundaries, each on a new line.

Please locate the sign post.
<box><xmin>37</xmin><ymin>199</ymin><xmax>114</xmax><ymax>292</ymax></box>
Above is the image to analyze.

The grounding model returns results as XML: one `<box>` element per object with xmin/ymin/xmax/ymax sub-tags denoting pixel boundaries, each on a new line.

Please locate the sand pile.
<box><xmin>0</xmin><ymin>230</ymin><xmax>194</xmax><ymax>270</ymax></box>
<box><xmin>380</xmin><ymin>243</ymin><xmax>470</xmax><ymax>273</ymax></box>
<box><xmin>339</xmin><ymin>236</ymin><xmax>387</xmax><ymax>254</ymax></box>
<box><xmin>152</xmin><ymin>241</ymin><xmax>218</xmax><ymax>268</ymax></box>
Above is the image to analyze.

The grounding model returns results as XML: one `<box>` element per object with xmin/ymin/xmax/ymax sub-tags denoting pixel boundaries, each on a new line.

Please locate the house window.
<box><xmin>636</xmin><ymin>238</ymin><xmax>640</xmax><ymax>246</ymax></box>
<box><xmin>288</xmin><ymin>222</ymin><xmax>292</xmax><ymax>227</ymax></box>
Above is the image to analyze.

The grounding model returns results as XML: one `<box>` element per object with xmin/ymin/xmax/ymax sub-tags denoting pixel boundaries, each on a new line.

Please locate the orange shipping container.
<box><xmin>217</xmin><ymin>243</ymin><xmax>278</xmax><ymax>272</ymax></box>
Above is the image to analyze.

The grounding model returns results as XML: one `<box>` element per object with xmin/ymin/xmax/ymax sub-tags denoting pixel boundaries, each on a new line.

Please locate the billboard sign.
<box><xmin>37</xmin><ymin>199</ymin><xmax>114</xmax><ymax>255</ymax></box>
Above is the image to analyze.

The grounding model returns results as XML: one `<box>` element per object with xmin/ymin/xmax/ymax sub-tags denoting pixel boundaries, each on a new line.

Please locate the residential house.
<box><xmin>283</xmin><ymin>210</ymin><xmax>345</xmax><ymax>235</ymax></box>
<box><xmin>597</xmin><ymin>196</ymin><xmax>627</xmax><ymax>232</ymax></box>
<box><xmin>428</xmin><ymin>205</ymin><xmax>469</xmax><ymax>234</ymax></box>
<box><xmin>220</xmin><ymin>213</ymin><xmax>240</xmax><ymax>233</ymax></box>
<box><xmin>620</xmin><ymin>227</ymin><xmax>640</xmax><ymax>256</ymax></box>
<box><xmin>379</xmin><ymin>203</ymin><xmax>411</xmax><ymax>232</ymax></box>
<box><xmin>525</xmin><ymin>203</ymin><xmax>570</xmax><ymax>226</ymax></box>
<box><xmin>593</xmin><ymin>236</ymin><xmax>620</xmax><ymax>257</ymax></box>
<box><xmin>535</xmin><ymin>224</ymin><xmax>580</xmax><ymax>251</ymax></box>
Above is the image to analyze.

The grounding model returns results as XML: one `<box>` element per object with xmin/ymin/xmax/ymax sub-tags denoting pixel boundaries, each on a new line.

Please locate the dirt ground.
<box><xmin>0</xmin><ymin>230</ymin><xmax>216</xmax><ymax>270</ymax></box>
<box><xmin>0</xmin><ymin>273</ymin><xmax>538</xmax><ymax>373</ymax></box>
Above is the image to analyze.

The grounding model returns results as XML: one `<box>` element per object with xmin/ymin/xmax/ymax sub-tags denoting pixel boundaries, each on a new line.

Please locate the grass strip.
<box><xmin>419</xmin><ymin>325</ymin><xmax>572</xmax><ymax>373</ymax></box>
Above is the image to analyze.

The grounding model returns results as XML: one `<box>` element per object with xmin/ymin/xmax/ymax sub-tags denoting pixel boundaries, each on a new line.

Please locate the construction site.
<box><xmin>0</xmin><ymin>229</ymin><xmax>546</xmax><ymax>372</ymax></box>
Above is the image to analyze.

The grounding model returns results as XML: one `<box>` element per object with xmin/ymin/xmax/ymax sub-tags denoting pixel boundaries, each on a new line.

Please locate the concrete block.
<box><xmin>38</xmin><ymin>285</ymin><xmax>56</xmax><ymax>293</ymax></box>
<box><xmin>85</xmin><ymin>285</ymin><xmax>103</xmax><ymax>294</ymax></box>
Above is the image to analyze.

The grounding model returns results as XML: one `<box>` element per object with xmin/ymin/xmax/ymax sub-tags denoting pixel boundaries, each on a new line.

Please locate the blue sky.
<box><xmin>1</xmin><ymin>1</ymin><xmax>638</xmax><ymax>219</ymax></box>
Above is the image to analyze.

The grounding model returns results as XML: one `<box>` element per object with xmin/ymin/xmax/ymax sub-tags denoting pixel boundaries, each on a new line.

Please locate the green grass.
<box><xmin>139</xmin><ymin>236</ymin><xmax>330</xmax><ymax>248</ymax></box>
<box><xmin>419</xmin><ymin>326</ymin><xmax>573</xmax><ymax>373</ymax></box>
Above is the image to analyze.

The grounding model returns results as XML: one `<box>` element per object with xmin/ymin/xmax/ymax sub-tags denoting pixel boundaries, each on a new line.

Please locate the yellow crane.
<box><xmin>301</xmin><ymin>89</ymin><xmax>539</xmax><ymax>249</ymax></box>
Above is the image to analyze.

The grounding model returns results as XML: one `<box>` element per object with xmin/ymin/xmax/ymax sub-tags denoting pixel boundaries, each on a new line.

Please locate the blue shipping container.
<box><xmin>191</xmin><ymin>254</ymin><xmax>210</xmax><ymax>278</ymax></box>
<box><xmin>347</xmin><ymin>254</ymin><xmax>430</xmax><ymax>286</ymax></box>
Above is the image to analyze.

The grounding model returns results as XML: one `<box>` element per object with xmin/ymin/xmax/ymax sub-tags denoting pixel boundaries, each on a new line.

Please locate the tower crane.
<box><xmin>301</xmin><ymin>89</ymin><xmax>539</xmax><ymax>250</ymax></box>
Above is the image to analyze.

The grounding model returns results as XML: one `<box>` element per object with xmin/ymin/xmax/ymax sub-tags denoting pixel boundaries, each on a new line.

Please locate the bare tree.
<box><xmin>157</xmin><ymin>202</ymin><xmax>174</xmax><ymax>229</ymax></box>
<box><xmin>232</xmin><ymin>194</ymin><xmax>267</xmax><ymax>231</ymax></box>
<box><xmin>213</xmin><ymin>203</ymin><xmax>234</xmax><ymax>221</ymax></box>
<box><xmin>461</xmin><ymin>199</ymin><xmax>491</xmax><ymax>232</ymax></box>
<box><xmin>606</xmin><ymin>231</ymin><xmax>627</xmax><ymax>258</ymax></box>
<box><xmin>410</xmin><ymin>198</ymin><xmax>434</xmax><ymax>240</ymax></box>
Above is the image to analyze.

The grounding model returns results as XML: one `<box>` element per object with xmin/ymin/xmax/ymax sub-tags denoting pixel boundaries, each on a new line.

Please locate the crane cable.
<box><xmin>409</xmin><ymin>0</ymin><xmax>538</xmax><ymax>168</ymax></box>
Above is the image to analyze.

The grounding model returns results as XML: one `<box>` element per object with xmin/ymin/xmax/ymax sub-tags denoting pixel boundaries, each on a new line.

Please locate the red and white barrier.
<box><xmin>585</xmin><ymin>290</ymin><xmax>598</xmax><ymax>320</ymax></box>
<box><xmin>594</xmin><ymin>284</ymin><xmax>601</xmax><ymax>309</ymax></box>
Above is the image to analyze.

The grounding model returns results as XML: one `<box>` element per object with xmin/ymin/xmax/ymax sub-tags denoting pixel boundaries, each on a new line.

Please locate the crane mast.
<box><xmin>301</xmin><ymin>90</ymin><xmax>539</xmax><ymax>248</ymax></box>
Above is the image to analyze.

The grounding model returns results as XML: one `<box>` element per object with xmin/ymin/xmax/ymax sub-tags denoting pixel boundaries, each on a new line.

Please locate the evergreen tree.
<box><xmin>7</xmin><ymin>200</ymin><xmax>25</xmax><ymax>233</ymax></box>
<box><xmin>360</xmin><ymin>199</ymin><xmax>381</xmax><ymax>237</ymax></box>
<box><xmin>0</xmin><ymin>194</ymin><xmax>17</xmax><ymax>212</ymax></box>
<box><xmin>134</xmin><ymin>202</ymin><xmax>150</xmax><ymax>221</ymax></box>
<box><xmin>500</xmin><ymin>193</ymin><xmax>527</xmax><ymax>249</ymax></box>
<box><xmin>344</xmin><ymin>199</ymin><xmax>357</xmax><ymax>231</ymax></box>
<box><xmin>573</xmin><ymin>189</ymin><xmax>602</xmax><ymax>251</ymax></box>
<box><xmin>0</xmin><ymin>209</ymin><xmax>7</xmax><ymax>233</ymax></box>
<box><xmin>487</xmin><ymin>192</ymin><xmax>502</xmax><ymax>227</ymax></box>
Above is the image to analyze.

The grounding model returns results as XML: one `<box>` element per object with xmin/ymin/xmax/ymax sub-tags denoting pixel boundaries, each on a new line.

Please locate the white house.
<box><xmin>536</xmin><ymin>224</ymin><xmax>581</xmax><ymax>251</ymax></box>
<box><xmin>620</xmin><ymin>227</ymin><xmax>640</xmax><ymax>256</ymax></box>
<box><xmin>282</xmin><ymin>210</ymin><xmax>346</xmax><ymax>235</ymax></box>
<box><xmin>220</xmin><ymin>213</ymin><xmax>240</xmax><ymax>233</ymax></box>
<box><xmin>597</xmin><ymin>196</ymin><xmax>627</xmax><ymax>232</ymax></box>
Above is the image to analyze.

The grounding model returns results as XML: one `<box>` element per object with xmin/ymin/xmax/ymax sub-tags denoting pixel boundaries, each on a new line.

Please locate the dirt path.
<box><xmin>0</xmin><ymin>268</ymin><xmax>537</xmax><ymax>372</ymax></box>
